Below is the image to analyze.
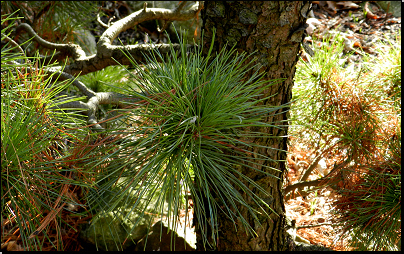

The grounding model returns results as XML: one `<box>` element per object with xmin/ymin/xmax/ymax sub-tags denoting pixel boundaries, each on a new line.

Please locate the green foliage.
<box><xmin>78</xmin><ymin>65</ymin><xmax>130</xmax><ymax>94</ymax></box>
<box><xmin>335</xmin><ymin>132</ymin><xmax>401</xmax><ymax>251</ymax></box>
<box><xmin>1</xmin><ymin>12</ymin><xmax>98</xmax><ymax>251</ymax></box>
<box><xmin>292</xmin><ymin>33</ymin><xmax>400</xmax><ymax>161</ymax></box>
<box><xmin>370</xmin><ymin>33</ymin><xmax>401</xmax><ymax>110</ymax></box>
<box><xmin>87</xmin><ymin>32</ymin><xmax>286</xmax><ymax>250</ymax></box>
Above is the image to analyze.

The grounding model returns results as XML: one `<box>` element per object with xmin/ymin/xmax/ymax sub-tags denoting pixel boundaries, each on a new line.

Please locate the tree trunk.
<box><xmin>196</xmin><ymin>1</ymin><xmax>309</xmax><ymax>251</ymax></box>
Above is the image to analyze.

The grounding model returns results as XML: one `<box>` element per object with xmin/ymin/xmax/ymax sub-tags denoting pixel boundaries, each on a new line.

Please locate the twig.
<box><xmin>107</xmin><ymin>15</ymin><xmax>116</xmax><ymax>27</ymax></box>
<box><xmin>299</xmin><ymin>154</ymin><xmax>323</xmax><ymax>182</ymax></box>
<box><xmin>284</xmin><ymin>157</ymin><xmax>352</xmax><ymax>199</ymax></box>
<box><xmin>296</xmin><ymin>222</ymin><xmax>334</xmax><ymax>229</ymax></box>
<box><xmin>10</xmin><ymin>62</ymin><xmax>97</xmax><ymax>98</ymax></box>
<box><xmin>97</xmin><ymin>12</ymin><xmax>109</xmax><ymax>28</ymax></box>
<box><xmin>16</xmin><ymin>23</ymin><xmax>87</xmax><ymax>60</ymax></box>
<box><xmin>99</xmin><ymin>2</ymin><xmax>201</xmax><ymax>45</ymax></box>
<box><xmin>299</xmin><ymin>142</ymin><xmax>339</xmax><ymax>182</ymax></box>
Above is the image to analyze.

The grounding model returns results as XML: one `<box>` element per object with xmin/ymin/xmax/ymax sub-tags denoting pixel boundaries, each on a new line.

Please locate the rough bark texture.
<box><xmin>197</xmin><ymin>1</ymin><xmax>308</xmax><ymax>251</ymax></box>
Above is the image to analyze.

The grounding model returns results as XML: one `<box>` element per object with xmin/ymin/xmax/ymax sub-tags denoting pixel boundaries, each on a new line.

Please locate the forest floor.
<box><xmin>284</xmin><ymin>1</ymin><xmax>400</xmax><ymax>251</ymax></box>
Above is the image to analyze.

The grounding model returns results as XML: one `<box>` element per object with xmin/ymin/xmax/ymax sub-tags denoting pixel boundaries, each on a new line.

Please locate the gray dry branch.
<box><xmin>284</xmin><ymin>157</ymin><xmax>352</xmax><ymax>200</ymax></box>
<box><xmin>15</xmin><ymin>2</ymin><xmax>201</xmax><ymax>76</ymax></box>
<box><xmin>11</xmin><ymin>2</ymin><xmax>202</xmax><ymax>132</ymax></box>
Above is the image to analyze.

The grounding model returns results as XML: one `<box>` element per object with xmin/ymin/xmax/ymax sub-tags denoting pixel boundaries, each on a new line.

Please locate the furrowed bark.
<box><xmin>198</xmin><ymin>1</ymin><xmax>309</xmax><ymax>250</ymax></box>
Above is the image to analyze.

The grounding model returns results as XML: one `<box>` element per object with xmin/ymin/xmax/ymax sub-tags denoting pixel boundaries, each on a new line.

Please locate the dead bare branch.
<box><xmin>16</xmin><ymin>23</ymin><xmax>88</xmax><ymax>60</ymax></box>
<box><xmin>97</xmin><ymin>12</ymin><xmax>109</xmax><ymax>28</ymax></box>
<box><xmin>284</xmin><ymin>157</ymin><xmax>352</xmax><ymax>200</ymax></box>
<box><xmin>296</xmin><ymin>222</ymin><xmax>334</xmax><ymax>229</ymax></box>
<box><xmin>14</xmin><ymin>2</ymin><xmax>202</xmax><ymax>76</ymax></box>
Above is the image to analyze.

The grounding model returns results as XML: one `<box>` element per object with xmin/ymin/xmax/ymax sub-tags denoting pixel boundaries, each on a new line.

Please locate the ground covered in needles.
<box><xmin>285</xmin><ymin>1</ymin><xmax>400</xmax><ymax>251</ymax></box>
